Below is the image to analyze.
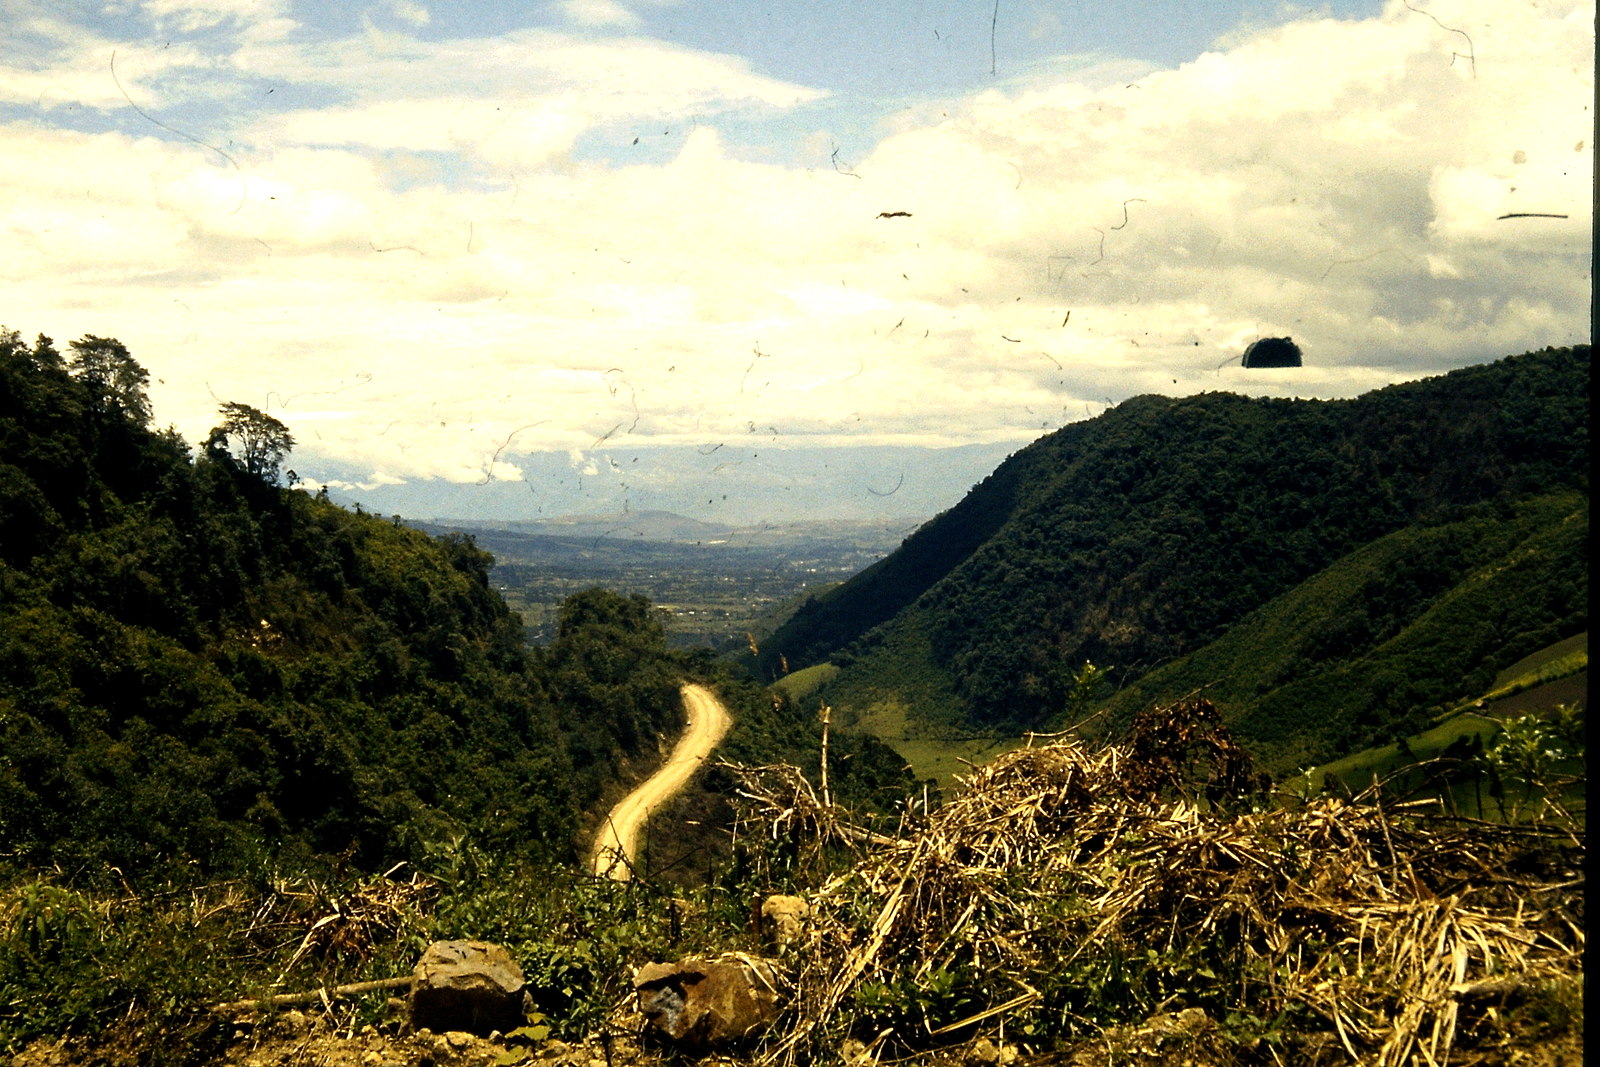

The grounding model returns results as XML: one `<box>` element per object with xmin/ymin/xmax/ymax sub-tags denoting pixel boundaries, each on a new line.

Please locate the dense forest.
<box><xmin>764</xmin><ymin>346</ymin><xmax>1589</xmax><ymax>767</ymax></box>
<box><xmin>0</xmin><ymin>327</ymin><xmax>896</xmax><ymax>881</ymax></box>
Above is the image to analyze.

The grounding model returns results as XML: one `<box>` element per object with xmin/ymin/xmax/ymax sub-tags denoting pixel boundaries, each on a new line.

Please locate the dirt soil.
<box><xmin>591</xmin><ymin>684</ymin><xmax>732</xmax><ymax>880</ymax></box>
<box><xmin>11</xmin><ymin>1012</ymin><xmax>658</xmax><ymax>1067</ymax></box>
<box><xmin>12</xmin><ymin>1006</ymin><xmax>1585</xmax><ymax>1067</ymax></box>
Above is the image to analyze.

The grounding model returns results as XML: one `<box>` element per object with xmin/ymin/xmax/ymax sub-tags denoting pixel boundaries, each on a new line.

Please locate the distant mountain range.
<box><xmin>761</xmin><ymin>346</ymin><xmax>1590</xmax><ymax>775</ymax></box>
<box><xmin>309</xmin><ymin>442</ymin><xmax>1024</xmax><ymax>529</ymax></box>
<box><xmin>418</xmin><ymin>509</ymin><xmax>915</xmax><ymax>551</ymax></box>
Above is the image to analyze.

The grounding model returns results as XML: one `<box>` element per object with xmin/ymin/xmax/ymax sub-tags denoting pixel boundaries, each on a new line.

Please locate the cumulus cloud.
<box><xmin>0</xmin><ymin>0</ymin><xmax>1589</xmax><ymax>490</ymax></box>
<box><xmin>235</xmin><ymin>29</ymin><xmax>826</xmax><ymax>175</ymax></box>
<box><xmin>140</xmin><ymin>0</ymin><xmax>294</xmax><ymax>32</ymax></box>
<box><xmin>0</xmin><ymin>12</ymin><xmax>180</xmax><ymax>109</ymax></box>
<box><xmin>138</xmin><ymin>0</ymin><xmax>298</xmax><ymax>43</ymax></box>
<box><xmin>388</xmin><ymin>1</ymin><xmax>431</xmax><ymax>28</ymax></box>
<box><xmin>553</xmin><ymin>0</ymin><xmax>641</xmax><ymax>30</ymax></box>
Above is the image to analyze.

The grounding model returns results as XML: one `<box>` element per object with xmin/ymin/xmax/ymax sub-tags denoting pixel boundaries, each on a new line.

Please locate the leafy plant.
<box><xmin>1479</xmin><ymin>704</ymin><xmax>1586</xmax><ymax>820</ymax></box>
<box><xmin>854</xmin><ymin>966</ymin><xmax>981</xmax><ymax>1043</ymax></box>
<box><xmin>492</xmin><ymin>1017</ymin><xmax>552</xmax><ymax>1065</ymax></box>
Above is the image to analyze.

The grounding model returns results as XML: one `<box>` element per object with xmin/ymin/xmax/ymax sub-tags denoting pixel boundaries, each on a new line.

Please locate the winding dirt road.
<box><xmin>591</xmin><ymin>683</ymin><xmax>731</xmax><ymax>880</ymax></box>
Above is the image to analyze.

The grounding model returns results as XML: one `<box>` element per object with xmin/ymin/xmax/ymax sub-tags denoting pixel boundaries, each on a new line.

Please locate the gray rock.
<box><xmin>409</xmin><ymin>940</ymin><xmax>527</xmax><ymax>1037</ymax></box>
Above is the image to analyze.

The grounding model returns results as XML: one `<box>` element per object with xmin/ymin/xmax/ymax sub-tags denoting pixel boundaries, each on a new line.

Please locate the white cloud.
<box><xmin>140</xmin><ymin>0</ymin><xmax>296</xmax><ymax>35</ymax></box>
<box><xmin>549</xmin><ymin>0</ymin><xmax>684</xmax><ymax>30</ymax></box>
<box><xmin>553</xmin><ymin>0</ymin><xmax>640</xmax><ymax>30</ymax></box>
<box><xmin>0</xmin><ymin>13</ymin><xmax>198</xmax><ymax>110</ymax></box>
<box><xmin>237</xmin><ymin>30</ymin><xmax>826</xmax><ymax>175</ymax></box>
<box><xmin>0</xmin><ymin>0</ymin><xmax>1589</xmax><ymax>489</ymax></box>
<box><xmin>389</xmin><ymin>1</ymin><xmax>430</xmax><ymax>28</ymax></box>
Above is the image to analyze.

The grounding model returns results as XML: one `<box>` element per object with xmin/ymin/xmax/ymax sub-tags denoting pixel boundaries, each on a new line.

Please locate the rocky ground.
<box><xmin>11</xmin><ymin>1005</ymin><xmax>1585</xmax><ymax>1067</ymax></box>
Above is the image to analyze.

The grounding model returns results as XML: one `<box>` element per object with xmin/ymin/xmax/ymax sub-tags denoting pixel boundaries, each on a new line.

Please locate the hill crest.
<box><xmin>763</xmin><ymin>345</ymin><xmax>1590</xmax><ymax>761</ymax></box>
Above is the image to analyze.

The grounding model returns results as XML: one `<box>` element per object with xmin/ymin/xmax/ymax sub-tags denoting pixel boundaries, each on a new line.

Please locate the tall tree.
<box><xmin>68</xmin><ymin>334</ymin><xmax>152</xmax><ymax>425</ymax></box>
<box><xmin>206</xmin><ymin>402</ymin><xmax>295</xmax><ymax>484</ymax></box>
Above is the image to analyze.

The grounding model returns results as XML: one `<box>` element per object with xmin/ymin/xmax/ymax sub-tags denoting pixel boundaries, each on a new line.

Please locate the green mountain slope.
<box><xmin>766</xmin><ymin>346</ymin><xmax>1588</xmax><ymax>747</ymax></box>
<box><xmin>1098</xmin><ymin>492</ymin><xmax>1588</xmax><ymax>773</ymax></box>
<box><xmin>0</xmin><ymin>329</ymin><xmax>699</xmax><ymax>875</ymax></box>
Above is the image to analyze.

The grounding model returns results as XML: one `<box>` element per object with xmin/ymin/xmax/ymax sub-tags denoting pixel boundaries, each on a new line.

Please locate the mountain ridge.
<box><xmin>762</xmin><ymin>345</ymin><xmax>1589</xmax><ymax>763</ymax></box>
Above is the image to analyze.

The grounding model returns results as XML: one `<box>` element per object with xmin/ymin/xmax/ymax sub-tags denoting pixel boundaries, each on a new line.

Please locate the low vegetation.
<box><xmin>1286</xmin><ymin>634</ymin><xmax>1587</xmax><ymax>810</ymax></box>
<box><xmin>1</xmin><ymin>700</ymin><xmax>1583</xmax><ymax>1066</ymax></box>
<box><xmin>729</xmin><ymin>714</ymin><xmax>1583</xmax><ymax>1066</ymax></box>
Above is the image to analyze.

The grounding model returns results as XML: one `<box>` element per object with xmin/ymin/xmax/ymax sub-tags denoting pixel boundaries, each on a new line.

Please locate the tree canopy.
<box><xmin>2</xmin><ymin>325</ymin><xmax>853</xmax><ymax>879</ymax></box>
<box><xmin>206</xmin><ymin>401</ymin><xmax>295</xmax><ymax>485</ymax></box>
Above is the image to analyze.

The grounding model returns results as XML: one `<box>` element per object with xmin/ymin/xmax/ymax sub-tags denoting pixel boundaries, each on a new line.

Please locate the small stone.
<box><xmin>758</xmin><ymin>895</ymin><xmax>809</xmax><ymax>951</ymax></box>
<box><xmin>966</xmin><ymin>1037</ymin><xmax>1017</xmax><ymax>1064</ymax></box>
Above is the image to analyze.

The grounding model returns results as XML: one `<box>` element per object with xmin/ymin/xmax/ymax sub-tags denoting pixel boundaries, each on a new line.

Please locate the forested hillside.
<box><xmin>0</xmin><ymin>328</ymin><xmax>827</xmax><ymax>878</ymax></box>
<box><xmin>765</xmin><ymin>346</ymin><xmax>1589</xmax><ymax>761</ymax></box>
<box><xmin>1100</xmin><ymin>491</ymin><xmax>1587</xmax><ymax>771</ymax></box>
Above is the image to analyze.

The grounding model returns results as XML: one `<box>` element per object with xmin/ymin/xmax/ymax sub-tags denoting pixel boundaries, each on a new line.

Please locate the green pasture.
<box><xmin>1284</xmin><ymin>633</ymin><xmax>1586</xmax><ymax>818</ymax></box>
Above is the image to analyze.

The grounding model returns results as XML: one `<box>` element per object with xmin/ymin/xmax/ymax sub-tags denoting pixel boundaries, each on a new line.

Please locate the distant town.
<box><xmin>414</xmin><ymin>511</ymin><xmax>915</xmax><ymax>649</ymax></box>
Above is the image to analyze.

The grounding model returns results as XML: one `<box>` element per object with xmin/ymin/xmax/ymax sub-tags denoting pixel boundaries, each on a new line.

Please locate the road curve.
<box><xmin>591</xmin><ymin>683</ymin><xmax>732</xmax><ymax>880</ymax></box>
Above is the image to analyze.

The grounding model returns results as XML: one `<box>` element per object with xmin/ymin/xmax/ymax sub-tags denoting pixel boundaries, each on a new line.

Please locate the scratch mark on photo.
<box><xmin>111</xmin><ymin>50</ymin><xmax>245</xmax><ymax>214</ymax></box>
<box><xmin>1401</xmin><ymin>0</ymin><xmax>1476</xmax><ymax>76</ymax></box>
<box><xmin>867</xmin><ymin>472</ymin><xmax>906</xmax><ymax>497</ymax></box>
<box><xmin>479</xmin><ymin>420</ymin><xmax>550</xmax><ymax>484</ymax></box>
<box><xmin>1109</xmin><ymin>198</ymin><xmax>1147</xmax><ymax>231</ymax></box>
<box><xmin>1319</xmin><ymin>247</ymin><xmax>1395</xmax><ymax>280</ymax></box>
<box><xmin>740</xmin><ymin>345</ymin><xmax>770</xmax><ymax>394</ymax></box>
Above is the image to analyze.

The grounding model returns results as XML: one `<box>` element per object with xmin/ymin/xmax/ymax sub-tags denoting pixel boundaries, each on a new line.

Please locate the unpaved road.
<box><xmin>591</xmin><ymin>683</ymin><xmax>731</xmax><ymax>880</ymax></box>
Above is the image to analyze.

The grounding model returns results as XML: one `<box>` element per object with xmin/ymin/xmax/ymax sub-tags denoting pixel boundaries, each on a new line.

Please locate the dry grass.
<box><xmin>723</xmin><ymin>700</ymin><xmax>1585</xmax><ymax>1066</ymax></box>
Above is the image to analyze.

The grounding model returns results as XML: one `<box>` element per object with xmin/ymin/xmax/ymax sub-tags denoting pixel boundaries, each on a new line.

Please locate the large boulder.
<box><xmin>633</xmin><ymin>957</ymin><xmax>781</xmax><ymax>1051</ymax></box>
<box><xmin>409</xmin><ymin>940</ymin><xmax>527</xmax><ymax>1036</ymax></box>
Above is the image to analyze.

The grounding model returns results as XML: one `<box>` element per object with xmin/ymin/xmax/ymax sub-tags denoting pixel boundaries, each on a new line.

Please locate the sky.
<box><xmin>1</xmin><ymin>0</ymin><xmax>1592</xmax><ymax>524</ymax></box>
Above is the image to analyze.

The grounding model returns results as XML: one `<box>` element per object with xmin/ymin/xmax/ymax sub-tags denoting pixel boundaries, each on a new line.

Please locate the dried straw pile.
<box><xmin>726</xmin><ymin>701</ymin><xmax>1584</xmax><ymax>1066</ymax></box>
